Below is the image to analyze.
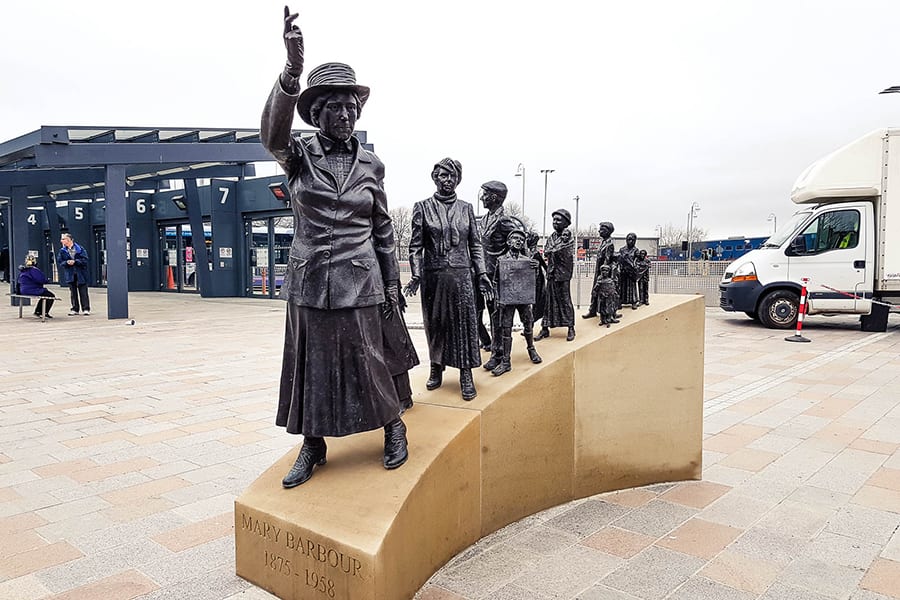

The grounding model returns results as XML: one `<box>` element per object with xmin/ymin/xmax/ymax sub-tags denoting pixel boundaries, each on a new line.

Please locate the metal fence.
<box><xmin>570</xmin><ymin>260</ymin><xmax>726</xmax><ymax>308</ymax></box>
<box><xmin>399</xmin><ymin>260</ymin><xmax>728</xmax><ymax>308</ymax></box>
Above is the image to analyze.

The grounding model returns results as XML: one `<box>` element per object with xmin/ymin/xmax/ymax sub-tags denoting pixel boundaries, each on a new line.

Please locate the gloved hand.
<box><xmin>282</xmin><ymin>5</ymin><xmax>304</xmax><ymax>79</ymax></box>
<box><xmin>381</xmin><ymin>280</ymin><xmax>400</xmax><ymax>320</ymax></box>
<box><xmin>478</xmin><ymin>273</ymin><xmax>494</xmax><ymax>302</ymax></box>
<box><xmin>403</xmin><ymin>277</ymin><xmax>420</xmax><ymax>297</ymax></box>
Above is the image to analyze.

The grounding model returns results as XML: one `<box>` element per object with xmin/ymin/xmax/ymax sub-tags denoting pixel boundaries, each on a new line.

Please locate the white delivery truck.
<box><xmin>719</xmin><ymin>128</ymin><xmax>900</xmax><ymax>332</ymax></box>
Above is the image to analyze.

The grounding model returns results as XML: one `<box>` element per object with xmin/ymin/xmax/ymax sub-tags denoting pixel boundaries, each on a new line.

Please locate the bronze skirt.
<box><xmin>543</xmin><ymin>279</ymin><xmax>574</xmax><ymax>328</ymax></box>
<box><xmin>421</xmin><ymin>268</ymin><xmax>481</xmax><ymax>369</ymax></box>
<box><xmin>277</xmin><ymin>304</ymin><xmax>401</xmax><ymax>437</ymax></box>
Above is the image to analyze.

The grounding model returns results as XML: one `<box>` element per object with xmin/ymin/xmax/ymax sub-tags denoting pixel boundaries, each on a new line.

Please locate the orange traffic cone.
<box><xmin>166</xmin><ymin>266</ymin><xmax>175</xmax><ymax>290</ymax></box>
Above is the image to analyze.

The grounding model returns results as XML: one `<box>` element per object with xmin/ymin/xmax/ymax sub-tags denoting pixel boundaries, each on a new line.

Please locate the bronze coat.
<box><xmin>408</xmin><ymin>196</ymin><xmax>487</xmax><ymax>278</ymax></box>
<box><xmin>408</xmin><ymin>196</ymin><xmax>485</xmax><ymax>368</ymax></box>
<box><xmin>261</xmin><ymin>79</ymin><xmax>400</xmax><ymax>309</ymax></box>
<box><xmin>544</xmin><ymin>231</ymin><xmax>574</xmax><ymax>282</ymax></box>
<box><xmin>478</xmin><ymin>208</ymin><xmax>524</xmax><ymax>278</ymax></box>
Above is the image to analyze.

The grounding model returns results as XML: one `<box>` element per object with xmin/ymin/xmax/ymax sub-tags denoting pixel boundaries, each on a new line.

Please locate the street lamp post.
<box><xmin>767</xmin><ymin>212</ymin><xmax>777</xmax><ymax>234</ymax></box>
<box><xmin>687</xmin><ymin>201</ymin><xmax>700</xmax><ymax>261</ymax></box>
<box><xmin>654</xmin><ymin>224</ymin><xmax>662</xmax><ymax>258</ymax></box>
<box><xmin>573</xmin><ymin>194</ymin><xmax>581</xmax><ymax>307</ymax></box>
<box><xmin>515</xmin><ymin>163</ymin><xmax>525</xmax><ymax>219</ymax></box>
<box><xmin>540</xmin><ymin>168</ymin><xmax>555</xmax><ymax>239</ymax></box>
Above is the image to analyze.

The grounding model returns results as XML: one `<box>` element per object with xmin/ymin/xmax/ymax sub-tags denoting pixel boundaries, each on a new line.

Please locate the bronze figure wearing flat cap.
<box><xmin>478</xmin><ymin>182</ymin><xmax>527</xmax><ymax>372</ymax></box>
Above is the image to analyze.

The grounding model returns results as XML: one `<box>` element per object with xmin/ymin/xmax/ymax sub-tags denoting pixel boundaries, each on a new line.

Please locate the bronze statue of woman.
<box><xmin>535</xmin><ymin>208</ymin><xmax>576</xmax><ymax>341</ymax></box>
<box><xmin>405</xmin><ymin>158</ymin><xmax>493</xmax><ymax>400</ymax></box>
<box><xmin>261</xmin><ymin>6</ymin><xmax>416</xmax><ymax>487</ymax></box>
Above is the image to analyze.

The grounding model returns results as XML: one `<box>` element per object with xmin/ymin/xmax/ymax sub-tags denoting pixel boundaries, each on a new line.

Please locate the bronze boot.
<box><xmin>383</xmin><ymin>419</ymin><xmax>409</xmax><ymax>469</ymax></box>
<box><xmin>478</xmin><ymin>321</ymin><xmax>492</xmax><ymax>350</ymax></box>
<box><xmin>426</xmin><ymin>363</ymin><xmax>444</xmax><ymax>390</ymax></box>
<box><xmin>459</xmin><ymin>368</ymin><xmax>477</xmax><ymax>401</ymax></box>
<box><xmin>524</xmin><ymin>330</ymin><xmax>542</xmax><ymax>364</ymax></box>
<box><xmin>491</xmin><ymin>336</ymin><xmax>513</xmax><ymax>376</ymax></box>
<box><xmin>282</xmin><ymin>437</ymin><xmax>327</xmax><ymax>488</ymax></box>
<box><xmin>483</xmin><ymin>349</ymin><xmax>501</xmax><ymax>371</ymax></box>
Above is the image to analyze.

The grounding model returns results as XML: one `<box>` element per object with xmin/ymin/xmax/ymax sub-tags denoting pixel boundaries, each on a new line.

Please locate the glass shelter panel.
<box><xmin>273</xmin><ymin>216</ymin><xmax>293</xmax><ymax>296</ymax></box>
<box><xmin>162</xmin><ymin>225</ymin><xmax>180</xmax><ymax>291</ymax></box>
<box><xmin>159</xmin><ymin>222</ymin><xmax>211</xmax><ymax>293</ymax></box>
<box><xmin>246</xmin><ymin>215</ymin><xmax>292</xmax><ymax>298</ymax></box>
<box><xmin>249</xmin><ymin>219</ymin><xmax>270</xmax><ymax>297</ymax></box>
<box><xmin>93</xmin><ymin>227</ymin><xmax>108</xmax><ymax>286</ymax></box>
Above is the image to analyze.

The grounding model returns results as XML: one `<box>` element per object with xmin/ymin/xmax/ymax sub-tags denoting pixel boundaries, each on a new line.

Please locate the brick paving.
<box><xmin>1</xmin><ymin>291</ymin><xmax>899</xmax><ymax>600</ymax></box>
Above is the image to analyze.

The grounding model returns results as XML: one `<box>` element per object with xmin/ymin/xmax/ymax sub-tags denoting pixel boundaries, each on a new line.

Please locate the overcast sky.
<box><xmin>4</xmin><ymin>0</ymin><xmax>900</xmax><ymax>240</ymax></box>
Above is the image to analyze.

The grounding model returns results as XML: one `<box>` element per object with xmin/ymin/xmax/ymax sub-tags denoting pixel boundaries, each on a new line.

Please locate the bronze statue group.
<box><xmin>582</xmin><ymin>228</ymin><xmax>653</xmax><ymax>326</ymax></box>
<box><xmin>264</xmin><ymin>7</ymin><xmax>651</xmax><ymax>487</ymax></box>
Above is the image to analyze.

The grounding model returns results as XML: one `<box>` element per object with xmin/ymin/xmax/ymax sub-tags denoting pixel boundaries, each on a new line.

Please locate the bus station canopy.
<box><xmin>0</xmin><ymin>125</ymin><xmax>275</xmax><ymax>199</ymax></box>
<box><xmin>0</xmin><ymin>125</ymin><xmax>291</xmax><ymax>319</ymax></box>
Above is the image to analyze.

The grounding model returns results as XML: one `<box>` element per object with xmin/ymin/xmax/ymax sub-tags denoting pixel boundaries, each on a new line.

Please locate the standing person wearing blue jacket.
<box><xmin>17</xmin><ymin>255</ymin><xmax>56</xmax><ymax>318</ymax></box>
<box><xmin>57</xmin><ymin>233</ymin><xmax>91</xmax><ymax>316</ymax></box>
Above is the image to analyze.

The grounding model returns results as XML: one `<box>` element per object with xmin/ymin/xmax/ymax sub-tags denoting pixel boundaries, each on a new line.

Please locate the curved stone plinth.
<box><xmin>235</xmin><ymin>294</ymin><xmax>704</xmax><ymax>600</ymax></box>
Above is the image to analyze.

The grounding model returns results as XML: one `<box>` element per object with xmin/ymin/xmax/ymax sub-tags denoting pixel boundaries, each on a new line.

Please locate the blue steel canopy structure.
<box><xmin>0</xmin><ymin>125</ymin><xmax>308</xmax><ymax>318</ymax></box>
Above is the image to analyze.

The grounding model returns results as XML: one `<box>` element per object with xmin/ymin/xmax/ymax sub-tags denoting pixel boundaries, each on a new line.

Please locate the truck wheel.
<box><xmin>758</xmin><ymin>290</ymin><xmax>799</xmax><ymax>329</ymax></box>
<box><xmin>745</xmin><ymin>311</ymin><xmax>760</xmax><ymax>321</ymax></box>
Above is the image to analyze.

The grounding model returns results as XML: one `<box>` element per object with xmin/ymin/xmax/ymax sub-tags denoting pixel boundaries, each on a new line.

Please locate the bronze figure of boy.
<box><xmin>491</xmin><ymin>228</ymin><xmax>543</xmax><ymax>376</ymax></box>
<box><xmin>595</xmin><ymin>264</ymin><xmax>620</xmax><ymax>327</ymax></box>
<box><xmin>636</xmin><ymin>248</ymin><xmax>651</xmax><ymax>306</ymax></box>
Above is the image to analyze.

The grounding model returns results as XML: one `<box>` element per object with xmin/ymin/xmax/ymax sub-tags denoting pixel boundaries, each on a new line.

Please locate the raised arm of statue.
<box><xmin>282</xmin><ymin>6</ymin><xmax>305</xmax><ymax>85</ymax></box>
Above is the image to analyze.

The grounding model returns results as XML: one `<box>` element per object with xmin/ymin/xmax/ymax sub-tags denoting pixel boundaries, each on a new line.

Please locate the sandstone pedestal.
<box><xmin>235</xmin><ymin>294</ymin><xmax>704</xmax><ymax>600</ymax></box>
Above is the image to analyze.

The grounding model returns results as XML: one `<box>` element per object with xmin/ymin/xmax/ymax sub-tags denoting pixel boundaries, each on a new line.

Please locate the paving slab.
<box><xmin>3</xmin><ymin>292</ymin><xmax>900</xmax><ymax>600</ymax></box>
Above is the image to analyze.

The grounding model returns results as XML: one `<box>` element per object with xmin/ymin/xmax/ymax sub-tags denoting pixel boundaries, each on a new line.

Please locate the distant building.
<box><xmin>659</xmin><ymin>236</ymin><xmax>769</xmax><ymax>261</ymax></box>
<box><xmin>575</xmin><ymin>236</ymin><xmax>659</xmax><ymax>261</ymax></box>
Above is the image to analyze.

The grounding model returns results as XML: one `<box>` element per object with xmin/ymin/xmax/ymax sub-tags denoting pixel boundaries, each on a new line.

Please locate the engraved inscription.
<box><xmin>262</xmin><ymin>549</ymin><xmax>337</xmax><ymax>597</ymax></box>
<box><xmin>284</xmin><ymin>530</ymin><xmax>363</xmax><ymax>578</ymax></box>
<box><xmin>240</xmin><ymin>510</ymin><xmax>366</xmax><ymax>597</ymax></box>
<box><xmin>304</xmin><ymin>569</ymin><xmax>336</xmax><ymax>597</ymax></box>
<box><xmin>265</xmin><ymin>550</ymin><xmax>292</xmax><ymax>576</ymax></box>
<box><xmin>241</xmin><ymin>513</ymin><xmax>282</xmax><ymax>543</ymax></box>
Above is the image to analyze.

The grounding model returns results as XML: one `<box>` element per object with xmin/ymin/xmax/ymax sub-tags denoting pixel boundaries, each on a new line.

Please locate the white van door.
<box><xmin>786</xmin><ymin>206</ymin><xmax>867</xmax><ymax>312</ymax></box>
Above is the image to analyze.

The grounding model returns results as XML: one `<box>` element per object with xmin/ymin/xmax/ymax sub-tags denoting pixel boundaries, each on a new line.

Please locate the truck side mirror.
<box><xmin>790</xmin><ymin>236</ymin><xmax>806</xmax><ymax>255</ymax></box>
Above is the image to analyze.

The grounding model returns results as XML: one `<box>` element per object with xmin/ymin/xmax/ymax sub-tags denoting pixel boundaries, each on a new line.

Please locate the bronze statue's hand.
<box><xmin>403</xmin><ymin>278</ymin><xmax>420</xmax><ymax>297</ymax></box>
<box><xmin>479</xmin><ymin>274</ymin><xmax>494</xmax><ymax>302</ymax></box>
<box><xmin>386</xmin><ymin>279</ymin><xmax>400</xmax><ymax>303</ymax></box>
<box><xmin>382</xmin><ymin>281</ymin><xmax>401</xmax><ymax>319</ymax></box>
<box><xmin>380</xmin><ymin>300</ymin><xmax>393</xmax><ymax>320</ymax></box>
<box><xmin>283</xmin><ymin>5</ymin><xmax>304</xmax><ymax>77</ymax></box>
<box><xmin>531</xmin><ymin>258</ymin><xmax>540</xmax><ymax>270</ymax></box>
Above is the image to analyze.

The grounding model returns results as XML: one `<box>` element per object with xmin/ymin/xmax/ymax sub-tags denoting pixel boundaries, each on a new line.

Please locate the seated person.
<box><xmin>17</xmin><ymin>255</ymin><xmax>56</xmax><ymax>318</ymax></box>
